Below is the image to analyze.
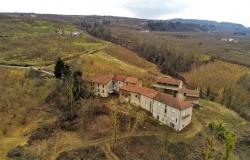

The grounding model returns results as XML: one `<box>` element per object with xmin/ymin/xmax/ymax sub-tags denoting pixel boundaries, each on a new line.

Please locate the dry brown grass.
<box><xmin>182</xmin><ymin>60</ymin><xmax>249</xmax><ymax>96</ymax></box>
<box><xmin>0</xmin><ymin>68</ymin><xmax>56</xmax><ymax>159</ymax></box>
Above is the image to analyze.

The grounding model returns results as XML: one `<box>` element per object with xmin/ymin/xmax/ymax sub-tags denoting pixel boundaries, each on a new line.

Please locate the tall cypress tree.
<box><xmin>54</xmin><ymin>58</ymin><xmax>65</xmax><ymax>79</ymax></box>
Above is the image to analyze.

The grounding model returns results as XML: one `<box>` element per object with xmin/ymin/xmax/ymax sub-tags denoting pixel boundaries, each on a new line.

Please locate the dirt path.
<box><xmin>52</xmin><ymin>131</ymin><xmax>162</xmax><ymax>159</ymax></box>
<box><xmin>100</xmin><ymin>143</ymin><xmax>120</xmax><ymax>160</ymax></box>
<box><xmin>0</xmin><ymin>45</ymin><xmax>107</xmax><ymax>71</ymax></box>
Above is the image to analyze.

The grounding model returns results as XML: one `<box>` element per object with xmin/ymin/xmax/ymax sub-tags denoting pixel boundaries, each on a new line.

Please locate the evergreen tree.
<box><xmin>54</xmin><ymin>58</ymin><xmax>65</xmax><ymax>79</ymax></box>
<box><xmin>206</xmin><ymin>87</ymin><xmax>211</xmax><ymax>99</ymax></box>
<box><xmin>62</xmin><ymin>64</ymin><xmax>71</xmax><ymax>80</ymax></box>
<box><xmin>72</xmin><ymin>71</ymin><xmax>84</xmax><ymax>100</ymax></box>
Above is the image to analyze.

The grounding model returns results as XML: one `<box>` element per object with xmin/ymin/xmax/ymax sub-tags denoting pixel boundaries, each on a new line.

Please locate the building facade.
<box><xmin>177</xmin><ymin>88</ymin><xmax>200</xmax><ymax>104</ymax></box>
<box><xmin>113</xmin><ymin>75</ymin><xmax>127</xmax><ymax>92</ymax></box>
<box><xmin>83</xmin><ymin>74</ymin><xmax>195</xmax><ymax>131</ymax></box>
<box><xmin>83</xmin><ymin>74</ymin><xmax>114</xmax><ymax>97</ymax></box>
<box><xmin>119</xmin><ymin>85</ymin><xmax>193</xmax><ymax>131</ymax></box>
<box><xmin>153</xmin><ymin>93</ymin><xmax>193</xmax><ymax>131</ymax></box>
<box><xmin>119</xmin><ymin>85</ymin><xmax>141</xmax><ymax>106</ymax></box>
<box><xmin>153</xmin><ymin>76</ymin><xmax>183</xmax><ymax>96</ymax></box>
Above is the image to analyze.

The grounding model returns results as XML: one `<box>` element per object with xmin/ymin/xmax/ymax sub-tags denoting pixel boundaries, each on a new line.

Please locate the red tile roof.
<box><xmin>120</xmin><ymin>85</ymin><xmax>158</xmax><ymax>99</ymax></box>
<box><xmin>156</xmin><ymin>76</ymin><xmax>182</xmax><ymax>86</ymax></box>
<box><xmin>114</xmin><ymin>75</ymin><xmax>127</xmax><ymax>81</ymax></box>
<box><xmin>82</xmin><ymin>74</ymin><xmax>113</xmax><ymax>85</ymax></box>
<box><xmin>124</xmin><ymin>77</ymin><xmax>140</xmax><ymax>85</ymax></box>
<box><xmin>154</xmin><ymin>93</ymin><xmax>193</xmax><ymax>110</ymax></box>
<box><xmin>178</xmin><ymin>88</ymin><xmax>199</xmax><ymax>97</ymax></box>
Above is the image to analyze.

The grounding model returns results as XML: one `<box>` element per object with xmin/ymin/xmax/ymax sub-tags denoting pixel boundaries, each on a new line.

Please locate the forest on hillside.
<box><xmin>80</xmin><ymin>21</ymin><xmax>207</xmax><ymax>79</ymax></box>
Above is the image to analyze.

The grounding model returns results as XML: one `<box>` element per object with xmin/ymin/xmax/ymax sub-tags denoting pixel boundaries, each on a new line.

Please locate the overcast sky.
<box><xmin>1</xmin><ymin>0</ymin><xmax>250</xmax><ymax>27</ymax></box>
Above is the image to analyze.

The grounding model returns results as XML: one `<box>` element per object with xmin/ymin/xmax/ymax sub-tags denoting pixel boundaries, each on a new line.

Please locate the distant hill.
<box><xmin>1</xmin><ymin>13</ymin><xmax>249</xmax><ymax>33</ymax></box>
<box><xmin>170</xmin><ymin>18</ymin><xmax>250</xmax><ymax>33</ymax></box>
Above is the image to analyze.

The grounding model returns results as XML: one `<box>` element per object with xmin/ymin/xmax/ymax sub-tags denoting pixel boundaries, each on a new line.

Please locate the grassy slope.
<box><xmin>0</xmin><ymin>68</ymin><xmax>56</xmax><ymax>159</ymax></box>
<box><xmin>0</xmin><ymin>17</ymin><xmax>107</xmax><ymax>65</ymax></box>
<box><xmin>195</xmin><ymin>100</ymin><xmax>250</xmax><ymax>160</ymax></box>
<box><xmin>67</xmin><ymin>44</ymin><xmax>160</xmax><ymax>86</ymax></box>
<box><xmin>0</xmin><ymin>18</ymin><xmax>161</xmax><ymax>159</ymax></box>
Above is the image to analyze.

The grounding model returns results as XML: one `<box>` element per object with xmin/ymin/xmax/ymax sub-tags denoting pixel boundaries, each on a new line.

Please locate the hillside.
<box><xmin>170</xmin><ymin>19</ymin><xmax>250</xmax><ymax>33</ymax></box>
<box><xmin>80</xmin><ymin>15</ymin><xmax>250</xmax><ymax>69</ymax></box>
<box><xmin>0</xmin><ymin>17</ymin><xmax>162</xmax><ymax>159</ymax></box>
<box><xmin>0</xmin><ymin>16</ymin><xmax>107</xmax><ymax>66</ymax></box>
<box><xmin>1</xmin><ymin>66</ymin><xmax>249</xmax><ymax>159</ymax></box>
<box><xmin>183</xmin><ymin>60</ymin><xmax>250</xmax><ymax>120</ymax></box>
<box><xmin>0</xmin><ymin>14</ymin><xmax>250</xmax><ymax>160</ymax></box>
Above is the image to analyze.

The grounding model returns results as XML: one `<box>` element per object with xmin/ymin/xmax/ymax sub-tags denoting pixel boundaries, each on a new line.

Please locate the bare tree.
<box><xmin>111</xmin><ymin>108</ymin><xmax>119</xmax><ymax>149</ymax></box>
<box><xmin>202</xmin><ymin>135</ymin><xmax>215</xmax><ymax>160</ymax></box>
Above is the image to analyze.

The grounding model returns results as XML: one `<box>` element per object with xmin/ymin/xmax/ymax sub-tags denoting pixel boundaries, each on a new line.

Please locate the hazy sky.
<box><xmin>1</xmin><ymin>0</ymin><xmax>250</xmax><ymax>26</ymax></box>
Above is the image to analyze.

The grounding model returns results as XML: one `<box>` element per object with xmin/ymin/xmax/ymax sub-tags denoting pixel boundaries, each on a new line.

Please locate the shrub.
<box><xmin>208</xmin><ymin>121</ymin><xmax>226</xmax><ymax>140</ymax></box>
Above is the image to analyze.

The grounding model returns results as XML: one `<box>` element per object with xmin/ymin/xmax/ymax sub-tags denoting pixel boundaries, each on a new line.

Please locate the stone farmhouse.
<box><xmin>82</xmin><ymin>74</ymin><xmax>114</xmax><ymax>97</ymax></box>
<box><xmin>83</xmin><ymin>74</ymin><xmax>142</xmax><ymax>97</ymax></box>
<box><xmin>177</xmin><ymin>88</ymin><xmax>200</xmax><ymax>104</ymax></box>
<box><xmin>153</xmin><ymin>76</ymin><xmax>183</xmax><ymax>96</ymax></box>
<box><xmin>154</xmin><ymin>76</ymin><xmax>199</xmax><ymax>104</ymax></box>
<box><xmin>153</xmin><ymin>93</ymin><xmax>193</xmax><ymax>131</ymax></box>
<box><xmin>82</xmin><ymin>74</ymin><xmax>198</xmax><ymax>131</ymax></box>
<box><xmin>119</xmin><ymin>85</ymin><xmax>158</xmax><ymax>113</ymax></box>
<box><xmin>113</xmin><ymin>75</ymin><xmax>142</xmax><ymax>93</ymax></box>
<box><xmin>119</xmin><ymin>85</ymin><xmax>193</xmax><ymax>131</ymax></box>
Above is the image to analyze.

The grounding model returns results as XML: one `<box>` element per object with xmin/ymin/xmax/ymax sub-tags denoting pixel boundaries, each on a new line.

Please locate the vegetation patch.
<box><xmin>0</xmin><ymin>18</ymin><xmax>106</xmax><ymax>65</ymax></box>
<box><xmin>56</xmin><ymin>146</ymin><xmax>107</xmax><ymax>160</ymax></box>
<box><xmin>183</xmin><ymin>60</ymin><xmax>250</xmax><ymax>120</ymax></box>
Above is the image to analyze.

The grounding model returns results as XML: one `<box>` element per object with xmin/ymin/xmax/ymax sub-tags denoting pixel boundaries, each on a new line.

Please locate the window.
<box><xmin>103</xmin><ymin>85</ymin><xmax>104</xmax><ymax>88</ymax></box>
<box><xmin>164</xmin><ymin>107</ymin><xmax>167</xmax><ymax>113</ymax></box>
<box><xmin>98</xmin><ymin>89</ymin><xmax>100</xmax><ymax>92</ymax></box>
<box><xmin>183</xmin><ymin>110</ymin><xmax>186</xmax><ymax>116</ymax></box>
<box><xmin>103</xmin><ymin>90</ymin><xmax>104</xmax><ymax>93</ymax></box>
<box><xmin>162</xmin><ymin>118</ymin><xmax>164</xmax><ymax>122</ymax></box>
<box><xmin>176</xmin><ymin>118</ymin><xmax>178</xmax><ymax>122</ymax></box>
<box><xmin>157</xmin><ymin>116</ymin><xmax>159</xmax><ymax>120</ymax></box>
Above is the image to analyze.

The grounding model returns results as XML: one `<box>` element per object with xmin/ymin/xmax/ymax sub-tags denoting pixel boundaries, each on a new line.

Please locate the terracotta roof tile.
<box><xmin>83</xmin><ymin>74</ymin><xmax>113</xmax><ymax>85</ymax></box>
<box><xmin>120</xmin><ymin>85</ymin><xmax>158</xmax><ymax>99</ymax></box>
<box><xmin>178</xmin><ymin>88</ymin><xmax>199</xmax><ymax>97</ymax></box>
<box><xmin>124</xmin><ymin>77</ymin><xmax>140</xmax><ymax>85</ymax></box>
<box><xmin>154</xmin><ymin>93</ymin><xmax>193</xmax><ymax>110</ymax></box>
<box><xmin>114</xmin><ymin>75</ymin><xmax>127</xmax><ymax>81</ymax></box>
<box><xmin>156</xmin><ymin>76</ymin><xmax>182</xmax><ymax>86</ymax></box>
